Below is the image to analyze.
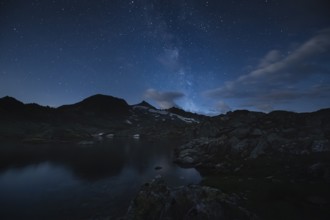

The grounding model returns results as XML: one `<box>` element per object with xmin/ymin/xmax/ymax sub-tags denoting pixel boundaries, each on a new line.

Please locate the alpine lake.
<box><xmin>0</xmin><ymin>138</ymin><xmax>201</xmax><ymax>219</ymax></box>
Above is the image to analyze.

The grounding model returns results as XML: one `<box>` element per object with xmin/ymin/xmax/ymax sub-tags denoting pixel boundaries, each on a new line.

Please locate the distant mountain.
<box><xmin>2</xmin><ymin>94</ymin><xmax>329</xmax><ymax>144</ymax></box>
<box><xmin>0</xmin><ymin>96</ymin><xmax>24</xmax><ymax>112</ymax></box>
<box><xmin>0</xmin><ymin>94</ymin><xmax>203</xmax><ymax>141</ymax></box>
<box><xmin>0</xmin><ymin>96</ymin><xmax>53</xmax><ymax>121</ymax></box>
<box><xmin>58</xmin><ymin>94</ymin><xmax>130</xmax><ymax>117</ymax></box>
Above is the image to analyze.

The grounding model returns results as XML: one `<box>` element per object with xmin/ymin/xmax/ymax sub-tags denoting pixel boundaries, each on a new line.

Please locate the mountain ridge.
<box><xmin>2</xmin><ymin>94</ymin><xmax>329</xmax><ymax>116</ymax></box>
<box><xmin>0</xmin><ymin>94</ymin><xmax>204</xmax><ymax>142</ymax></box>
<box><xmin>1</xmin><ymin>94</ymin><xmax>330</xmax><ymax>144</ymax></box>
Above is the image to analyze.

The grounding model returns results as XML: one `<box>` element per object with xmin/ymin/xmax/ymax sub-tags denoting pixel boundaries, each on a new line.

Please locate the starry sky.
<box><xmin>1</xmin><ymin>0</ymin><xmax>330</xmax><ymax>114</ymax></box>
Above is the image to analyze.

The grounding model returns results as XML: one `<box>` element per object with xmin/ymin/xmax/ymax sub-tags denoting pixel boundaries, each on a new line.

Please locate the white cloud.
<box><xmin>144</xmin><ymin>88</ymin><xmax>184</xmax><ymax>109</ymax></box>
<box><xmin>215</xmin><ymin>101</ymin><xmax>231</xmax><ymax>114</ymax></box>
<box><xmin>257</xmin><ymin>49</ymin><xmax>281</xmax><ymax>68</ymax></box>
<box><xmin>205</xmin><ymin>28</ymin><xmax>330</xmax><ymax>111</ymax></box>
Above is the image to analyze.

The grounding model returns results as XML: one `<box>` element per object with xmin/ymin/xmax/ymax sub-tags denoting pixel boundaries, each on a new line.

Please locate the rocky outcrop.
<box><xmin>123</xmin><ymin>176</ymin><xmax>257</xmax><ymax>220</ymax></box>
<box><xmin>176</xmin><ymin>109</ymin><xmax>330</xmax><ymax>175</ymax></box>
<box><xmin>175</xmin><ymin>137</ymin><xmax>228</xmax><ymax>166</ymax></box>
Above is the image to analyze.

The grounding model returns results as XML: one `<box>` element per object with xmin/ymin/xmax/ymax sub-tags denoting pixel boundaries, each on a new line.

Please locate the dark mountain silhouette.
<box><xmin>0</xmin><ymin>96</ymin><xmax>54</xmax><ymax>121</ymax></box>
<box><xmin>0</xmin><ymin>94</ymin><xmax>204</xmax><ymax>141</ymax></box>
<box><xmin>58</xmin><ymin>94</ymin><xmax>130</xmax><ymax>117</ymax></box>
<box><xmin>0</xmin><ymin>96</ymin><xmax>24</xmax><ymax>113</ymax></box>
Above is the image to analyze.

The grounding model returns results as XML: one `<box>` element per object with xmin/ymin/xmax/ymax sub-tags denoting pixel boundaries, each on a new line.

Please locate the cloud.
<box><xmin>144</xmin><ymin>88</ymin><xmax>184</xmax><ymax>109</ymax></box>
<box><xmin>257</xmin><ymin>50</ymin><xmax>281</xmax><ymax>68</ymax></box>
<box><xmin>215</xmin><ymin>101</ymin><xmax>231</xmax><ymax>114</ymax></box>
<box><xmin>205</xmin><ymin>28</ymin><xmax>330</xmax><ymax>111</ymax></box>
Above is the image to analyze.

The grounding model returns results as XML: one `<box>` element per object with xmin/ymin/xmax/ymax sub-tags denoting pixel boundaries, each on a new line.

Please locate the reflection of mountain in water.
<box><xmin>0</xmin><ymin>139</ymin><xmax>201</xmax><ymax>219</ymax></box>
<box><xmin>55</xmin><ymin>144</ymin><xmax>127</xmax><ymax>181</ymax></box>
<box><xmin>0</xmin><ymin>139</ymin><xmax>185</xmax><ymax>181</ymax></box>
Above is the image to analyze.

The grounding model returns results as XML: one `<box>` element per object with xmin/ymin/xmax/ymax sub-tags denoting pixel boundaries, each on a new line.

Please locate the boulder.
<box><xmin>175</xmin><ymin>137</ymin><xmax>230</xmax><ymax>167</ymax></box>
<box><xmin>249</xmin><ymin>139</ymin><xmax>267</xmax><ymax>159</ymax></box>
<box><xmin>311</xmin><ymin>140</ymin><xmax>330</xmax><ymax>152</ymax></box>
<box><xmin>125</xmin><ymin>177</ymin><xmax>170</xmax><ymax>220</ymax></box>
<box><xmin>229</xmin><ymin>127</ymin><xmax>250</xmax><ymax>139</ymax></box>
<box><xmin>124</xmin><ymin>177</ymin><xmax>257</xmax><ymax>220</ymax></box>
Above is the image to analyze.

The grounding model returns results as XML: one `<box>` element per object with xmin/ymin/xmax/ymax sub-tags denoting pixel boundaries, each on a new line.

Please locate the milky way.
<box><xmin>1</xmin><ymin>0</ymin><xmax>329</xmax><ymax>114</ymax></box>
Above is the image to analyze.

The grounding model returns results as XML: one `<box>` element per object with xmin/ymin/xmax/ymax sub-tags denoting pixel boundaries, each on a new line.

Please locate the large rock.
<box><xmin>311</xmin><ymin>140</ymin><xmax>330</xmax><ymax>152</ymax></box>
<box><xmin>249</xmin><ymin>139</ymin><xmax>267</xmax><ymax>159</ymax></box>
<box><xmin>124</xmin><ymin>177</ymin><xmax>257</xmax><ymax>220</ymax></box>
<box><xmin>175</xmin><ymin>137</ymin><xmax>228</xmax><ymax>166</ymax></box>
<box><xmin>125</xmin><ymin>177</ymin><xmax>170</xmax><ymax>220</ymax></box>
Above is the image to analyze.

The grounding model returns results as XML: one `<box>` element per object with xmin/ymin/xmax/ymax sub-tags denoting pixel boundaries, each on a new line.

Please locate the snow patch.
<box><xmin>169</xmin><ymin>113</ymin><xmax>199</xmax><ymax>124</ymax></box>
<box><xmin>148</xmin><ymin>109</ymin><xmax>168</xmax><ymax>115</ymax></box>
<box><xmin>133</xmin><ymin>134</ymin><xmax>140</xmax><ymax>139</ymax></box>
<box><xmin>92</xmin><ymin>132</ymin><xmax>104</xmax><ymax>137</ymax></box>
<box><xmin>106</xmin><ymin>134</ymin><xmax>114</xmax><ymax>138</ymax></box>
<box><xmin>135</xmin><ymin>105</ymin><xmax>199</xmax><ymax>124</ymax></box>
<box><xmin>133</xmin><ymin>105</ymin><xmax>149</xmax><ymax>110</ymax></box>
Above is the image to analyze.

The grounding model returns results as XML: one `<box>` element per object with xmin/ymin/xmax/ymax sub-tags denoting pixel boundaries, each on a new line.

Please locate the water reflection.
<box><xmin>0</xmin><ymin>138</ymin><xmax>201</xmax><ymax>219</ymax></box>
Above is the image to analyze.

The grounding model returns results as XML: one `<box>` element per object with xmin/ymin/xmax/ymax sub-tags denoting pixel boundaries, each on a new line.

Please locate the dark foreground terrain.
<box><xmin>1</xmin><ymin>94</ymin><xmax>330</xmax><ymax>219</ymax></box>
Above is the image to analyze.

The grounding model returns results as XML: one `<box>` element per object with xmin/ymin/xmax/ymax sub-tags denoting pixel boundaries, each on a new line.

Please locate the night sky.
<box><xmin>1</xmin><ymin>0</ymin><xmax>330</xmax><ymax>114</ymax></box>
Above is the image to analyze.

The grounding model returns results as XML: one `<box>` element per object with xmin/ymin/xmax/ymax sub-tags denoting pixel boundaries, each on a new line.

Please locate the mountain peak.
<box><xmin>0</xmin><ymin>96</ymin><xmax>24</xmax><ymax>108</ymax></box>
<box><xmin>59</xmin><ymin>94</ymin><xmax>130</xmax><ymax>116</ymax></box>
<box><xmin>134</xmin><ymin>100</ymin><xmax>156</xmax><ymax>109</ymax></box>
<box><xmin>82</xmin><ymin>94</ymin><xmax>127</xmax><ymax>103</ymax></box>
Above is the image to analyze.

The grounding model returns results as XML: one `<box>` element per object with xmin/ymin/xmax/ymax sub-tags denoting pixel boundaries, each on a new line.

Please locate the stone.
<box><xmin>78</xmin><ymin>140</ymin><xmax>94</xmax><ymax>145</ymax></box>
<box><xmin>230</xmin><ymin>127</ymin><xmax>250</xmax><ymax>139</ymax></box>
<box><xmin>123</xmin><ymin>177</ymin><xmax>257</xmax><ymax>220</ymax></box>
<box><xmin>249</xmin><ymin>139</ymin><xmax>267</xmax><ymax>159</ymax></box>
<box><xmin>250</xmin><ymin>128</ymin><xmax>263</xmax><ymax>136</ymax></box>
<box><xmin>311</xmin><ymin>140</ymin><xmax>330</xmax><ymax>152</ymax></box>
<box><xmin>231</xmin><ymin>139</ymin><xmax>249</xmax><ymax>153</ymax></box>
<box><xmin>181</xmin><ymin>156</ymin><xmax>195</xmax><ymax>164</ymax></box>
<box><xmin>125</xmin><ymin>177</ymin><xmax>170</xmax><ymax>220</ymax></box>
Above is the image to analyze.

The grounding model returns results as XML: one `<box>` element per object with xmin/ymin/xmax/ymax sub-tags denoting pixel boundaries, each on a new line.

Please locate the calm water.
<box><xmin>0</xmin><ymin>138</ymin><xmax>201</xmax><ymax>219</ymax></box>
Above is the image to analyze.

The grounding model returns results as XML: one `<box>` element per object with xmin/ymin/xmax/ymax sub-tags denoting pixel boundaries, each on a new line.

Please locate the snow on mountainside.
<box><xmin>132</xmin><ymin>103</ymin><xmax>199</xmax><ymax>124</ymax></box>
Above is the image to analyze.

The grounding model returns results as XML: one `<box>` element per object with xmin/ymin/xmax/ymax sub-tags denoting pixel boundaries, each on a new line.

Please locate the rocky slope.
<box><xmin>176</xmin><ymin>109</ymin><xmax>330</xmax><ymax>176</ymax></box>
<box><xmin>174</xmin><ymin>109</ymin><xmax>330</xmax><ymax>220</ymax></box>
